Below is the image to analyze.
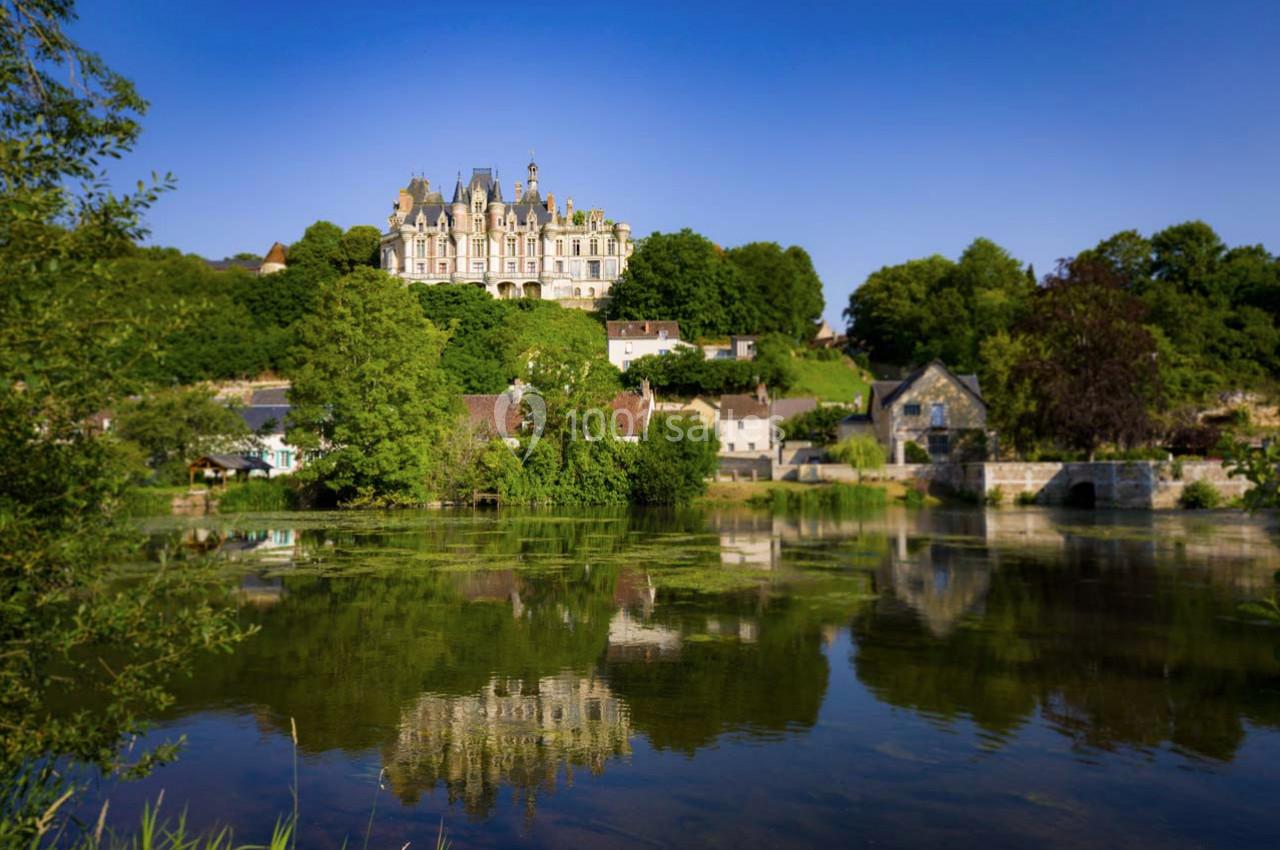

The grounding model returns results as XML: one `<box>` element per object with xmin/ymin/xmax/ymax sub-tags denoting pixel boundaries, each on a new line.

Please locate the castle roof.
<box><xmin>263</xmin><ymin>242</ymin><xmax>287</xmax><ymax>266</ymax></box>
<box><xmin>404</xmin><ymin>166</ymin><xmax>557</xmax><ymax>229</ymax></box>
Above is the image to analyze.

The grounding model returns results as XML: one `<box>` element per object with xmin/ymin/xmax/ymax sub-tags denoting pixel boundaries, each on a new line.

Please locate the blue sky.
<box><xmin>77</xmin><ymin>0</ymin><xmax>1280</xmax><ymax>325</ymax></box>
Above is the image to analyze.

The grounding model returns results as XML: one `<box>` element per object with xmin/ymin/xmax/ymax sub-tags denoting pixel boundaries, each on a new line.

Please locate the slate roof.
<box><xmin>606</xmin><ymin>321</ymin><xmax>681</xmax><ymax>340</ymax></box>
<box><xmin>871</xmin><ymin>361</ymin><xmax>985</xmax><ymax>409</ymax></box>
<box><xmin>197</xmin><ymin>454</ymin><xmax>273</xmax><ymax>472</ymax></box>
<box><xmin>204</xmin><ymin>258</ymin><xmax>260</xmax><ymax>273</ymax></box>
<box><xmin>240</xmin><ymin>405</ymin><xmax>289</xmax><ymax>435</ymax></box>
<box><xmin>770</xmin><ymin>397</ymin><xmax>818</xmax><ymax>420</ymax></box>
<box><xmin>249</xmin><ymin>387</ymin><xmax>289</xmax><ymax>406</ymax></box>
<box><xmin>720</xmin><ymin>394</ymin><xmax>770</xmax><ymax>420</ymax></box>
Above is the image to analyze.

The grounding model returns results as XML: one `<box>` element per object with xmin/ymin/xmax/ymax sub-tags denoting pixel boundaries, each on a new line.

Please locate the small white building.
<box><xmin>717</xmin><ymin>387</ymin><xmax>773</xmax><ymax>455</ymax></box>
<box><xmin>701</xmin><ymin>335</ymin><xmax>757</xmax><ymax>361</ymax></box>
<box><xmin>606</xmin><ymin>320</ymin><xmax>691</xmax><ymax>372</ymax></box>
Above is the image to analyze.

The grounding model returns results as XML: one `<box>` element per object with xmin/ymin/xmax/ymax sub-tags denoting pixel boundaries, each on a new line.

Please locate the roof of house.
<box><xmin>770</xmin><ymin>397</ymin><xmax>818</xmax><ymax>420</ymax></box>
<box><xmin>872</xmin><ymin>361</ymin><xmax>985</xmax><ymax>409</ymax></box>
<box><xmin>193</xmin><ymin>454</ymin><xmax>273</xmax><ymax>472</ymax></box>
<box><xmin>610</xmin><ymin>391</ymin><xmax>652</xmax><ymax>437</ymax></box>
<box><xmin>249</xmin><ymin>387</ymin><xmax>289</xmax><ymax>406</ymax></box>
<box><xmin>263</xmin><ymin>242</ymin><xmax>287</xmax><ymax>265</ymax></box>
<box><xmin>606</xmin><ymin>320</ymin><xmax>681</xmax><ymax>341</ymax></box>
<box><xmin>462</xmin><ymin>393</ymin><xmax>526</xmax><ymax>437</ymax></box>
<box><xmin>240</xmin><ymin>405</ymin><xmax>289</xmax><ymax>435</ymax></box>
<box><xmin>720</xmin><ymin>394</ymin><xmax>770</xmax><ymax>420</ymax></box>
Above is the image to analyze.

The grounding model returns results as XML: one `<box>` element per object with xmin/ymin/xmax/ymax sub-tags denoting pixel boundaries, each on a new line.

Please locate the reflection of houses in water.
<box><xmin>384</xmin><ymin>673</ymin><xmax>631</xmax><ymax>818</ymax></box>
<box><xmin>182</xmin><ymin>527</ymin><xmax>299</xmax><ymax>565</ymax></box>
<box><xmin>607</xmin><ymin>609</ymin><xmax>682</xmax><ymax>661</ymax></box>
<box><xmin>720</xmin><ymin>529</ymin><xmax>780</xmax><ymax>570</ymax></box>
<box><xmin>885</xmin><ymin>544</ymin><xmax>991</xmax><ymax>637</ymax></box>
<box><xmin>232</xmin><ymin>573</ymin><xmax>287</xmax><ymax>607</ymax></box>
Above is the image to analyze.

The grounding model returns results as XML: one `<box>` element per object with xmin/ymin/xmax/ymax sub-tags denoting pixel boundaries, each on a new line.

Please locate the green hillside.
<box><xmin>785</xmin><ymin>355</ymin><xmax>870</xmax><ymax>407</ymax></box>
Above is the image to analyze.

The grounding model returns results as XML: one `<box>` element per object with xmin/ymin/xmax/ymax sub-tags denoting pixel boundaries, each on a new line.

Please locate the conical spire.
<box><xmin>451</xmin><ymin>172</ymin><xmax>465</xmax><ymax>204</ymax></box>
<box><xmin>490</xmin><ymin>171</ymin><xmax>504</xmax><ymax>203</ymax></box>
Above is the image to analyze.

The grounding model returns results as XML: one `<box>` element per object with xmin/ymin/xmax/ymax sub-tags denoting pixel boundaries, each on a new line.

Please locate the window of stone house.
<box><xmin>931</xmin><ymin>403</ymin><xmax>946</xmax><ymax>427</ymax></box>
<box><xmin>928</xmin><ymin>433</ymin><xmax>949</xmax><ymax>455</ymax></box>
<box><xmin>556</xmin><ymin>239</ymin><xmax>564</xmax><ymax>256</ymax></box>
<box><xmin>904</xmin><ymin>403</ymin><xmax>921</xmax><ymax>416</ymax></box>
<box><xmin>607</xmin><ymin>239</ymin><xmax>616</xmax><ymax>255</ymax></box>
<box><xmin>572</xmin><ymin>239</ymin><xmax>582</xmax><ymax>257</ymax></box>
<box><xmin>590</xmin><ymin>238</ymin><xmax>599</xmax><ymax>255</ymax></box>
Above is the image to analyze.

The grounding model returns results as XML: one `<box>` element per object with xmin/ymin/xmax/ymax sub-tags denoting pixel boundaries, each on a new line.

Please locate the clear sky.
<box><xmin>76</xmin><ymin>0</ymin><xmax>1280</xmax><ymax>325</ymax></box>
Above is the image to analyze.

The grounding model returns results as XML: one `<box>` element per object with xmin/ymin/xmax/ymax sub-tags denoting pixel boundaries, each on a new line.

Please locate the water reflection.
<box><xmin>386</xmin><ymin>673</ymin><xmax>630</xmax><ymax>818</ymax></box>
<box><xmin>113</xmin><ymin>506</ymin><xmax>1280</xmax><ymax>845</ymax></box>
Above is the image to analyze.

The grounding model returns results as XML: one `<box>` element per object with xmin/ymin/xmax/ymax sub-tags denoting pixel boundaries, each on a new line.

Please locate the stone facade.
<box><xmin>379</xmin><ymin>158</ymin><xmax>632</xmax><ymax>308</ymax></box>
<box><xmin>839</xmin><ymin>361</ymin><xmax>987</xmax><ymax>463</ymax></box>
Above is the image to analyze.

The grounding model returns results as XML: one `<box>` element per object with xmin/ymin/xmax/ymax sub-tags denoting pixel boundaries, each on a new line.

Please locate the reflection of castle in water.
<box><xmin>384</xmin><ymin>673</ymin><xmax>630</xmax><ymax>818</ymax></box>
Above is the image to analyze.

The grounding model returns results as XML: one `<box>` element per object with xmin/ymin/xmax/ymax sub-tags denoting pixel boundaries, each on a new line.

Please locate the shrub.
<box><xmin>750</xmin><ymin>483</ymin><xmax>886</xmax><ymax>513</ymax></box>
<box><xmin>984</xmin><ymin>486</ymin><xmax>1005</xmax><ymax>506</ymax></box>
<box><xmin>1015</xmin><ymin>491</ymin><xmax>1038</xmax><ymax>506</ymax></box>
<box><xmin>217</xmin><ymin>477</ymin><xmax>300</xmax><ymax>513</ymax></box>
<box><xmin>778</xmin><ymin>404</ymin><xmax>856</xmax><ymax>444</ymax></box>
<box><xmin>902</xmin><ymin>487</ymin><xmax>926</xmax><ymax>508</ymax></box>
<box><xmin>904</xmin><ymin>441</ymin><xmax>930</xmax><ymax>464</ymax></box>
<box><xmin>1179</xmin><ymin>479</ymin><xmax>1223</xmax><ymax>510</ymax></box>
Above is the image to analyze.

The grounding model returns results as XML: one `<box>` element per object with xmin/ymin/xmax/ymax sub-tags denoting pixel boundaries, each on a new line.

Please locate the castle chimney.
<box><xmin>566</xmin><ymin>197</ymin><xmax>574</xmax><ymax>218</ymax></box>
<box><xmin>545</xmin><ymin>192</ymin><xmax>555</xmax><ymax>214</ymax></box>
<box><xmin>397</xmin><ymin>190</ymin><xmax>412</xmax><ymax>215</ymax></box>
<box><xmin>514</xmin><ymin>181</ymin><xmax>523</xmax><ymax>202</ymax></box>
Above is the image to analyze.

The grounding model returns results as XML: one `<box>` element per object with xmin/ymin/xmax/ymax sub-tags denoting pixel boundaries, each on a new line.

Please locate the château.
<box><xmin>379</xmin><ymin>158</ymin><xmax>632</xmax><ymax>306</ymax></box>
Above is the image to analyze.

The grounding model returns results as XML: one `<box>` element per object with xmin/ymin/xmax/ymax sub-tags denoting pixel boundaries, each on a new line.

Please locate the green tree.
<box><xmin>286</xmin><ymin>220</ymin><xmax>345</xmax><ymax>270</ymax></box>
<box><xmin>606</xmin><ymin>229</ymin><xmax>744</xmax><ymax>339</ymax></box>
<box><xmin>845</xmin><ymin>255</ymin><xmax>953</xmax><ymax>366</ymax></box>
<box><xmin>287</xmin><ymin>267</ymin><xmax>457</xmax><ymax>505</ymax></box>
<box><xmin>829</xmin><ymin>435</ymin><xmax>886</xmax><ymax>483</ymax></box>
<box><xmin>631</xmin><ymin>413</ymin><xmax>720</xmax><ymax>504</ymax></box>
<box><xmin>114</xmin><ymin>385</ymin><xmax>254</xmax><ymax>484</ymax></box>
<box><xmin>0</xmin><ymin>2</ymin><xmax>250</xmax><ymax>841</ymax></box>
<box><xmin>413</xmin><ymin>283</ymin><xmax>513</xmax><ymax>393</ymax></box>
<box><xmin>339</xmin><ymin>224</ymin><xmax>381</xmax><ymax>271</ymax></box>
<box><xmin>725</xmin><ymin>242</ymin><xmax>825</xmax><ymax>341</ymax></box>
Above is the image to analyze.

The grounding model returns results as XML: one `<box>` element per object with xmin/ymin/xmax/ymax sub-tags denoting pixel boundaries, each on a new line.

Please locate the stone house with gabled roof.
<box><xmin>839</xmin><ymin>360</ymin><xmax>988</xmax><ymax>463</ymax></box>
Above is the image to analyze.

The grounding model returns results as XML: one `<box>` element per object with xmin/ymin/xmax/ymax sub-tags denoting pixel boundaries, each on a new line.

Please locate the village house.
<box><xmin>606</xmin><ymin>321</ymin><xmax>691</xmax><ymax>372</ymax></box>
<box><xmin>239</xmin><ymin>386</ymin><xmax>302</xmax><ymax>477</ymax></box>
<box><xmin>717</xmin><ymin>385</ymin><xmax>773</xmax><ymax>455</ymax></box>
<box><xmin>838</xmin><ymin>360</ymin><xmax>988</xmax><ymax>463</ymax></box>
<box><xmin>700</xmin><ymin>335</ymin><xmax>757</xmax><ymax>361</ymax></box>
<box><xmin>203</xmin><ymin>241</ymin><xmax>287</xmax><ymax>275</ymax></box>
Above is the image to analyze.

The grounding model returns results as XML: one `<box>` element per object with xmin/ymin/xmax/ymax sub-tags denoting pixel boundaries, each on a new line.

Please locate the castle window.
<box><xmin>527</xmin><ymin>260</ymin><xmax>536</xmax><ymax>273</ymax></box>
<box><xmin>415</xmin><ymin>239</ymin><xmax>425</xmax><ymax>258</ymax></box>
<box><xmin>471</xmin><ymin>238</ymin><xmax>483</xmax><ymax>256</ymax></box>
<box><xmin>506</xmin><ymin>237</ymin><xmax>516</xmax><ymax>255</ymax></box>
<box><xmin>607</xmin><ymin>239</ymin><xmax>616</xmax><ymax>255</ymax></box>
<box><xmin>555</xmin><ymin>239</ymin><xmax>564</xmax><ymax>256</ymax></box>
<box><xmin>416</xmin><ymin>262</ymin><xmax>424</xmax><ymax>274</ymax></box>
<box><xmin>507</xmin><ymin>260</ymin><xmax>516</xmax><ymax>273</ymax></box>
<box><xmin>417</xmin><ymin>220</ymin><xmax>424</xmax><ymax>233</ymax></box>
<box><xmin>572</xmin><ymin>239</ymin><xmax>581</xmax><ymax>257</ymax></box>
<box><xmin>556</xmin><ymin>260</ymin><xmax>564</xmax><ymax>273</ymax></box>
<box><xmin>527</xmin><ymin>238</ymin><xmax>536</xmax><ymax>255</ymax></box>
<box><xmin>589</xmin><ymin>238</ymin><xmax>598</xmax><ymax>255</ymax></box>
<box><xmin>438</xmin><ymin>238</ymin><xmax>447</xmax><ymax>256</ymax></box>
<box><xmin>588</xmin><ymin>260</ymin><xmax>601</xmax><ymax>279</ymax></box>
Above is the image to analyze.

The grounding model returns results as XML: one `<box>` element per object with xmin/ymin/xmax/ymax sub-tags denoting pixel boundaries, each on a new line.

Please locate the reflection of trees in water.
<box><xmin>851</xmin><ymin>532</ymin><xmax>1280</xmax><ymax>761</ymax></box>
<box><xmin>383</xmin><ymin>674</ymin><xmax>630</xmax><ymax>819</ymax></box>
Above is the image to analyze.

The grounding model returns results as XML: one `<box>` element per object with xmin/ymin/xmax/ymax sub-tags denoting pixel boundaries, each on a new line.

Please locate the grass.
<box><xmin>121</xmin><ymin>486</ymin><xmax>195</xmax><ymax>518</ymax></box>
<box><xmin>784</xmin><ymin>355</ymin><xmax>870</xmax><ymax>405</ymax></box>
<box><xmin>216</xmin><ymin>478</ymin><xmax>300</xmax><ymax>513</ymax></box>
<box><xmin>748</xmin><ymin>482</ymin><xmax>887</xmax><ymax>513</ymax></box>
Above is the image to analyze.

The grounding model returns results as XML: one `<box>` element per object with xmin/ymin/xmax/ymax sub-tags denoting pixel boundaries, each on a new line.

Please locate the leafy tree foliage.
<box><xmin>631</xmin><ymin>414</ymin><xmax>720</xmax><ymax>504</ymax></box>
<box><xmin>829</xmin><ymin>435</ymin><xmax>887</xmax><ymax>482</ymax></box>
<box><xmin>287</xmin><ymin>267</ymin><xmax>457</xmax><ymax>505</ymax></box>
<box><xmin>621</xmin><ymin>334</ymin><xmax>795</xmax><ymax>398</ymax></box>
<box><xmin>413</xmin><ymin>283</ymin><xmax>513</xmax><ymax>393</ymax></box>
<box><xmin>0</xmin><ymin>2</ymin><xmax>250</xmax><ymax>841</ymax></box>
<box><xmin>725</xmin><ymin>242</ymin><xmax>825</xmax><ymax>341</ymax></box>
<box><xmin>113</xmin><ymin>385</ymin><xmax>254</xmax><ymax>484</ymax></box>
<box><xmin>1012</xmin><ymin>259</ymin><xmax>1162</xmax><ymax>455</ymax></box>
<box><xmin>607</xmin><ymin>230</ymin><xmax>824</xmax><ymax>342</ymax></box>
<box><xmin>778</xmin><ymin>405</ymin><xmax>856</xmax><ymax>444</ymax></box>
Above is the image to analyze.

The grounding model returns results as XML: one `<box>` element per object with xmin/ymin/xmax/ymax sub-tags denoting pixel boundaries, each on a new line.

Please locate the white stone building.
<box><xmin>380</xmin><ymin>158</ymin><xmax>632</xmax><ymax>308</ymax></box>
<box><xmin>605</xmin><ymin>321</ymin><xmax>692</xmax><ymax>372</ymax></box>
<box><xmin>717</xmin><ymin>387</ymin><xmax>774</xmax><ymax>455</ymax></box>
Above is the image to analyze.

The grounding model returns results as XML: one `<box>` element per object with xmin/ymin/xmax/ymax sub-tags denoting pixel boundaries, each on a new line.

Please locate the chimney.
<box><xmin>756</xmin><ymin>383</ymin><xmax>768</xmax><ymax>404</ymax></box>
<box><xmin>640</xmin><ymin>378</ymin><xmax>651</xmax><ymax>401</ymax></box>
<box><xmin>566</xmin><ymin>197</ymin><xmax>574</xmax><ymax>218</ymax></box>
<box><xmin>545</xmin><ymin>192</ymin><xmax>555</xmax><ymax>214</ymax></box>
<box><xmin>514</xmin><ymin>181</ymin><xmax>523</xmax><ymax>201</ymax></box>
<box><xmin>643</xmin><ymin>321</ymin><xmax>651</xmax><ymax>333</ymax></box>
<box><xmin>397</xmin><ymin>190</ymin><xmax>412</xmax><ymax>214</ymax></box>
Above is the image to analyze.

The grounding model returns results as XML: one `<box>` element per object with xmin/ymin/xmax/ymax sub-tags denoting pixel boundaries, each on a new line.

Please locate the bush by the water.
<box><xmin>217</xmin><ymin>478</ymin><xmax>300</xmax><ymax>512</ymax></box>
<box><xmin>1178</xmin><ymin>479</ymin><xmax>1223</xmax><ymax>510</ymax></box>
<box><xmin>750</xmin><ymin>483</ymin><xmax>886</xmax><ymax>513</ymax></box>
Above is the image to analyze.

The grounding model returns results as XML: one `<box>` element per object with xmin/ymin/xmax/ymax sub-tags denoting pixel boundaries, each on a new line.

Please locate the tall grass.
<box><xmin>216</xmin><ymin>478</ymin><xmax>299</xmax><ymax>513</ymax></box>
<box><xmin>750</xmin><ymin>483</ymin><xmax>887</xmax><ymax>514</ymax></box>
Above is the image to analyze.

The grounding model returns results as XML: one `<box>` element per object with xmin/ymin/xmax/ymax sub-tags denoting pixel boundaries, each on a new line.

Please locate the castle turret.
<box><xmin>488</xmin><ymin>173</ymin><xmax>505</xmax><ymax>228</ymax></box>
<box><xmin>527</xmin><ymin>157</ymin><xmax>539</xmax><ymax>196</ymax></box>
<box><xmin>450</xmin><ymin>172</ymin><xmax>468</xmax><ymax>230</ymax></box>
<box><xmin>260</xmin><ymin>242</ymin><xmax>287</xmax><ymax>275</ymax></box>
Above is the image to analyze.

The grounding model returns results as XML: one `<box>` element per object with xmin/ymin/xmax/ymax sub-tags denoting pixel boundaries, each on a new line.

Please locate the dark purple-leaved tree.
<box><xmin>1014</xmin><ymin>258</ymin><xmax>1163</xmax><ymax>456</ymax></box>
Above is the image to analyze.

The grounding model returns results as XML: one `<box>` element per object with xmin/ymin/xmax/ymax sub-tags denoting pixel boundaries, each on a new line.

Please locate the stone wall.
<box><xmin>770</xmin><ymin>459</ymin><xmax>1247</xmax><ymax>509</ymax></box>
<box><xmin>717</xmin><ymin>454</ymin><xmax>773</xmax><ymax>482</ymax></box>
